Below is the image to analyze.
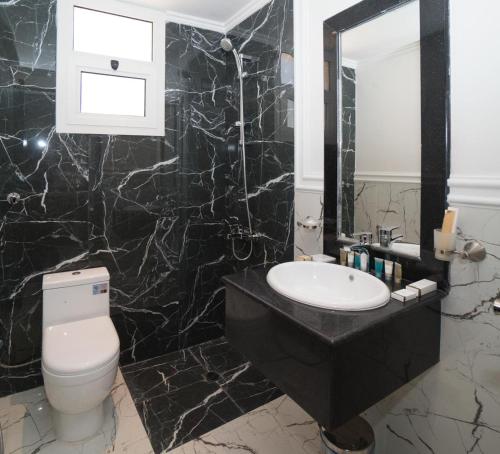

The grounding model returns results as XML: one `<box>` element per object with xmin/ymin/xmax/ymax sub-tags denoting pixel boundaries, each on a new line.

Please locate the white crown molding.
<box><xmin>225</xmin><ymin>0</ymin><xmax>272</xmax><ymax>33</ymax></box>
<box><xmin>164</xmin><ymin>0</ymin><xmax>272</xmax><ymax>34</ymax></box>
<box><xmin>164</xmin><ymin>10</ymin><xmax>226</xmax><ymax>33</ymax></box>
<box><xmin>354</xmin><ymin>171</ymin><xmax>421</xmax><ymax>184</ymax></box>
<box><xmin>448</xmin><ymin>175</ymin><xmax>500</xmax><ymax>209</ymax></box>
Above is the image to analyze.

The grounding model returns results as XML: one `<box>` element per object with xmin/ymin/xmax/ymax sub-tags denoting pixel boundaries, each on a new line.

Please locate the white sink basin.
<box><xmin>266</xmin><ymin>262</ymin><xmax>390</xmax><ymax>312</ymax></box>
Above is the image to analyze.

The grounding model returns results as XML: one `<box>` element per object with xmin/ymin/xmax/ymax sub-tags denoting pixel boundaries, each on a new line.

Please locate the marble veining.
<box><xmin>361</xmin><ymin>205</ymin><xmax>500</xmax><ymax>453</ymax></box>
<box><xmin>353</xmin><ymin>180</ymin><xmax>421</xmax><ymax>244</ymax></box>
<box><xmin>0</xmin><ymin>0</ymin><xmax>294</xmax><ymax>396</ymax></box>
<box><xmin>0</xmin><ymin>369</ymin><xmax>153</xmax><ymax>453</ymax></box>
<box><xmin>225</xmin><ymin>0</ymin><xmax>295</xmax><ymax>268</ymax></box>
<box><xmin>168</xmin><ymin>395</ymin><xmax>322</xmax><ymax>454</ymax></box>
<box><xmin>122</xmin><ymin>337</ymin><xmax>282</xmax><ymax>453</ymax></box>
<box><xmin>299</xmin><ymin>198</ymin><xmax>500</xmax><ymax>452</ymax></box>
<box><xmin>341</xmin><ymin>66</ymin><xmax>356</xmax><ymax>236</ymax></box>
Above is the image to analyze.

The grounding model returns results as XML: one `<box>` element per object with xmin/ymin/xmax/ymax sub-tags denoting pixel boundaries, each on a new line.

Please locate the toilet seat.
<box><xmin>42</xmin><ymin>315</ymin><xmax>120</xmax><ymax>377</ymax></box>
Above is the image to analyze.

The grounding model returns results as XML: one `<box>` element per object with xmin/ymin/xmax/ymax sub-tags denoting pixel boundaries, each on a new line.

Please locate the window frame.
<box><xmin>56</xmin><ymin>0</ymin><xmax>165</xmax><ymax>136</ymax></box>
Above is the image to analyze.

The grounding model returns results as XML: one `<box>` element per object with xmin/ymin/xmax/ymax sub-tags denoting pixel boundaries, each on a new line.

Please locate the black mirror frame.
<box><xmin>323</xmin><ymin>0</ymin><xmax>450</xmax><ymax>288</ymax></box>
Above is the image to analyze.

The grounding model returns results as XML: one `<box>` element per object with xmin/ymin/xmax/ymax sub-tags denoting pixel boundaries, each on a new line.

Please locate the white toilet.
<box><xmin>42</xmin><ymin>267</ymin><xmax>120</xmax><ymax>442</ymax></box>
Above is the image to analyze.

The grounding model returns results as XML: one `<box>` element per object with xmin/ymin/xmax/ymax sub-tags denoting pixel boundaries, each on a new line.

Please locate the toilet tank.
<box><xmin>42</xmin><ymin>268</ymin><xmax>110</xmax><ymax>329</ymax></box>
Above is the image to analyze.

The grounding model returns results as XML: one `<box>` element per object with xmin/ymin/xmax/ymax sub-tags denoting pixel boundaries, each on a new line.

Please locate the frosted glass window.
<box><xmin>80</xmin><ymin>72</ymin><xmax>146</xmax><ymax>117</ymax></box>
<box><xmin>74</xmin><ymin>7</ymin><xmax>153</xmax><ymax>61</ymax></box>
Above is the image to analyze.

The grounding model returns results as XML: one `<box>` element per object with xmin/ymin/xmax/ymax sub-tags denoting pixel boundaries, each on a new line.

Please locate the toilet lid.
<box><xmin>42</xmin><ymin>316</ymin><xmax>120</xmax><ymax>376</ymax></box>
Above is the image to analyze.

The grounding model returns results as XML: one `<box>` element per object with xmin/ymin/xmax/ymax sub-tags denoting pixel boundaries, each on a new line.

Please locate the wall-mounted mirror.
<box><xmin>324</xmin><ymin>0</ymin><xmax>449</xmax><ymax>284</ymax></box>
<box><xmin>336</xmin><ymin>0</ymin><xmax>421</xmax><ymax>258</ymax></box>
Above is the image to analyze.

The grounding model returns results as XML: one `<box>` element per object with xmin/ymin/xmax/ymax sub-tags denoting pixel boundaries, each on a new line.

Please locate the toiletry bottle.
<box><xmin>354</xmin><ymin>252</ymin><xmax>361</xmax><ymax>270</ymax></box>
<box><xmin>394</xmin><ymin>262</ymin><xmax>403</xmax><ymax>285</ymax></box>
<box><xmin>340</xmin><ymin>248</ymin><xmax>349</xmax><ymax>266</ymax></box>
<box><xmin>375</xmin><ymin>258</ymin><xmax>384</xmax><ymax>279</ymax></box>
<box><xmin>360</xmin><ymin>252</ymin><xmax>369</xmax><ymax>272</ymax></box>
<box><xmin>384</xmin><ymin>260</ymin><xmax>394</xmax><ymax>281</ymax></box>
<box><xmin>348</xmin><ymin>251</ymin><xmax>355</xmax><ymax>268</ymax></box>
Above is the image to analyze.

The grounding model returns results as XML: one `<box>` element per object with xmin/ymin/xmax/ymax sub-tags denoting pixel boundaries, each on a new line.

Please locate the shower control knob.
<box><xmin>7</xmin><ymin>192</ymin><xmax>21</xmax><ymax>205</ymax></box>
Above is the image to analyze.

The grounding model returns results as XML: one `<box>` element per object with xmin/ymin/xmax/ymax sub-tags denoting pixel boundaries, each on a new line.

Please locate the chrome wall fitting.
<box><xmin>434</xmin><ymin>237</ymin><xmax>487</xmax><ymax>263</ymax></box>
<box><xmin>297</xmin><ymin>216</ymin><xmax>322</xmax><ymax>230</ymax></box>
<box><xmin>460</xmin><ymin>240</ymin><xmax>487</xmax><ymax>262</ymax></box>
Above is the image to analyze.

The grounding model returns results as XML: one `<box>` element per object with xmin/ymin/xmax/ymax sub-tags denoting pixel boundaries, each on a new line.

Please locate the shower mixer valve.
<box><xmin>226</xmin><ymin>223</ymin><xmax>263</xmax><ymax>241</ymax></box>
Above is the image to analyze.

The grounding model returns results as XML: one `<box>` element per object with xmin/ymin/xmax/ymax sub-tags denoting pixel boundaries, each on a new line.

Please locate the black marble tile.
<box><xmin>122</xmin><ymin>337</ymin><xmax>282</xmax><ymax>453</ymax></box>
<box><xmin>0</xmin><ymin>0</ymin><xmax>294</xmax><ymax>396</ymax></box>
<box><xmin>224</xmin><ymin>0</ymin><xmax>295</xmax><ymax>268</ymax></box>
<box><xmin>341</xmin><ymin>66</ymin><xmax>356</xmax><ymax>236</ymax></box>
<box><xmin>220</xmin><ymin>366</ymin><xmax>283</xmax><ymax>414</ymax></box>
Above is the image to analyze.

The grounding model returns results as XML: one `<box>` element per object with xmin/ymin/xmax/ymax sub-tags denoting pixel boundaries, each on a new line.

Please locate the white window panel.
<box><xmin>81</xmin><ymin>72</ymin><xmax>146</xmax><ymax>117</ymax></box>
<box><xmin>56</xmin><ymin>0</ymin><xmax>165</xmax><ymax>136</ymax></box>
<box><xmin>74</xmin><ymin>7</ymin><xmax>153</xmax><ymax>62</ymax></box>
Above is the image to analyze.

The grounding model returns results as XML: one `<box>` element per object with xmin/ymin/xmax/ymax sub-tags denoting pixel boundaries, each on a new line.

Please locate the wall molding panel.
<box><xmin>294</xmin><ymin>0</ymin><xmax>325</xmax><ymax>192</ymax></box>
<box><xmin>354</xmin><ymin>171</ymin><xmax>421</xmax><ymax>184</ymax></box>
<box><xmin>448</xmin><ymin>175</ymin><xmax>500</xmax><ymax>209</ymax></box>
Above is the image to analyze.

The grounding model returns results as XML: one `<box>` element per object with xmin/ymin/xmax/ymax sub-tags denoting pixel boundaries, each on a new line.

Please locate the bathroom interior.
<box><xmin>0</xmin><ymin>0</ymin><xmax>499</xmax><ymax>453</ymax></box>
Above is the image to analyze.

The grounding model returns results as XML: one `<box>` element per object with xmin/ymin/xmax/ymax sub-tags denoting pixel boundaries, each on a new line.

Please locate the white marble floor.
<box><xmin>168</xmin><ymin>395</ymin><xmax>323</xmax><ymax>454</ymax></box>
<box><xmin>0</xmin><ymin>369</ymin><xmax>153</xmax><ymax>454</ymax></box>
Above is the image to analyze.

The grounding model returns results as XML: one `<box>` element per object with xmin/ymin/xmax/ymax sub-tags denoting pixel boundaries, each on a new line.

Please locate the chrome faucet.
<box><xmin>352</xmin><ymin>232</ymin><xmax>373</xmax><ymax>246</ymax></box>
<box><xmin>378</xmin><ymin>226</ymin><xmax>404</xmax><ymax>248</ymax></box>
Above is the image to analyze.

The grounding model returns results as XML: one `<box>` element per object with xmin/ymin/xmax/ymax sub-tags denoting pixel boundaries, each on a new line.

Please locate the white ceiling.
<box><xmin>120</xmin><ymin>0</ymin><xmax>270</xmax><ymax>32</ymax></box>
<box><xmin>342</xmin><ymin>1</ymin><xmax>420</xmax><ymax>63</ymax></box>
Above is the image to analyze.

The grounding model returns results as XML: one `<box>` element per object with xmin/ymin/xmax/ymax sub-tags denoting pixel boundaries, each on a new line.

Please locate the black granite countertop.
<box><xmin>223</xmin><ymin>266</ymin><xmax>443</xmax><ymax>347</ymax></box>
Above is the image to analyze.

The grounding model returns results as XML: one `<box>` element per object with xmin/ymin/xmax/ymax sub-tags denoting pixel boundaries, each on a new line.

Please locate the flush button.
<box><xmin>72</xmin><ymin>271</ymin><xmax>81</xmax><ymax>275</ymax></box>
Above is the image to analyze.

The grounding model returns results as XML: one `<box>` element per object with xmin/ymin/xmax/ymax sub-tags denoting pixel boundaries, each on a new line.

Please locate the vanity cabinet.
<box><xmin>224</xmin><ymin>268</ymin><xmax>441</xmax><ymax>431</ymax></box>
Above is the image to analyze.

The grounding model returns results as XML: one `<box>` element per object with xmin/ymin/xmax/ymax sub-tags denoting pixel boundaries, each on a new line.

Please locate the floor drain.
<box><xmin>205</xmin><ymin>371</ymin><xmax>221</xmax><ymax>382</ymax></box>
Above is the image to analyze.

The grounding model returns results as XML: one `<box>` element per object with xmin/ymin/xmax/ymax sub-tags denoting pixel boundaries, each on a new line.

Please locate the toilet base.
<box><xmin>52</xmin><ymin>403</ymin><xmax>104</xmax><ymax>442</ymax></box>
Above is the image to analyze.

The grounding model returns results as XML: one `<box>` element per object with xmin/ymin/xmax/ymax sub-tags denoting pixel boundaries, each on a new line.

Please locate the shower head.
<box><xmin>221</xmin><ymin>37</ymin><xmax>243</xmax><ymax>78</ymax></box>
<box><xmin>220</xmin><ymin>38</ymin><xmax>234</xmax><ymax>52</ymax></box>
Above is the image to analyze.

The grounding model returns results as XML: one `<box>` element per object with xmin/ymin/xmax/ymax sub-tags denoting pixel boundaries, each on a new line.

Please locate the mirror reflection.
<box><xmin>338</xmin><ymin>1</ymin><xmax>421</xmax><ymax>258</ymax></box>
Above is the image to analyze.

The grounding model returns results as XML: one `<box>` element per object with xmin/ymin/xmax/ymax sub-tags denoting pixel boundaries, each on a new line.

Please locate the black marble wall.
<box><xmin>226</xmin><ymin>0</ymin><xmax>295</xmax><ymax>266</ymax></box>
<box><xmin>0</xmin><ymin>0</ymin><xmax>293</xmax><ymax>396</ymax></box>
<box><xmin>341</xmin><ymin>66</ymin><xmax>356</xmax><ymax>236</ymax></box>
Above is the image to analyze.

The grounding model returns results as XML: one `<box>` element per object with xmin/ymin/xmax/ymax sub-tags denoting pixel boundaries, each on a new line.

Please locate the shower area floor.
<box><xmin>122</xmin><ymin>337</ymin><xmax>283</xmax><ymax>453</ymax></box>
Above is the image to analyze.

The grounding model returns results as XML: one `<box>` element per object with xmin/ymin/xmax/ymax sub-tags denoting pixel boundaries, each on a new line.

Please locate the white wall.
<box><xmin>448</xmin><ymin>0</ymin><xmax>500</xmax><ymax>208</ymax></box>
<box><xmin>355</xmin><ymin>45</ymin><xmax>421</xmax><ymax>177</ymax></box>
